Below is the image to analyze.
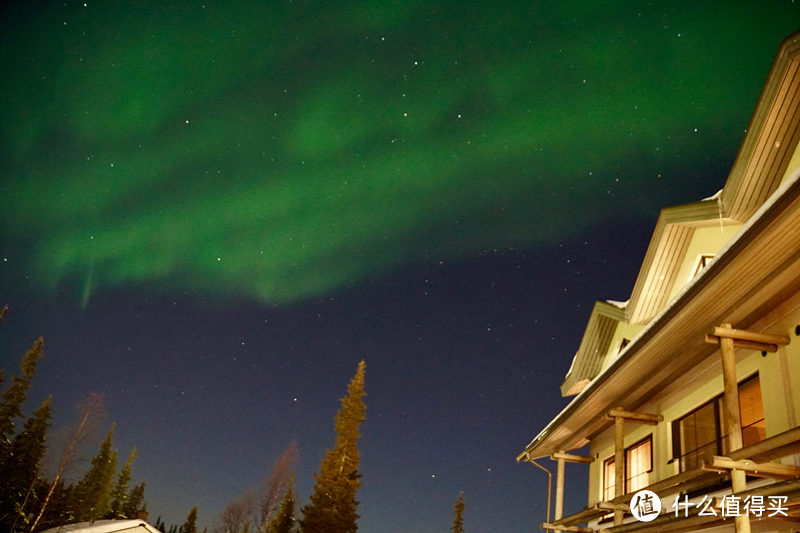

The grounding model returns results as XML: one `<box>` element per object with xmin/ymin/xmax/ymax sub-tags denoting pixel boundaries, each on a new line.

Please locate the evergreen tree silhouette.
<box><xmin>300</xmin><ymin>361</ymin><xmax>366</xmax><ymax>533</ymax></box>
<box><xmin>450</xmin><ymin>493</ymin><xmax>465</xmax><ymax>533</ymax></box>
<box><xmin>75</xmin><ymin>425</ymin><xmax>119</xmax><ymax>521</ymax></box>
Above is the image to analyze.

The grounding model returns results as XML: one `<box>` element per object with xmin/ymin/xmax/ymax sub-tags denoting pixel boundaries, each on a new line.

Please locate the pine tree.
<box><xmin>37</xmin><ymin>479</ymin><xmax>76</xmax><ymax>529</ymax></box>
<box><xmin>30</xmin><ymin>393</ymin><xmax>106</xmax><ymax>532</ymax></box>
<box><xmin>0</xmin><ymin>396</ymin><xmax>52</xmax><ymax>532</ymax></box>
<box><xmin>300</xmin><ymin>361</ymin><xmax>366</xmax><ymax>533</ymax></box>
<box><xmin>122</xmin><ymin>482</ymin><xmax>146</xmax><ymax>519</ymax></box>
<box><xmin>109</xmin><ymin>448</ymin><xmax>137</xmax><ymax>518</ymax></box>
<box><xmin>0</xmin><ymin>338</ymin><xmax>44</xmax><ymax>461</ymax></box>
<box><xmin>75</xmin><ymin>425</ymin><xmax>119</xmax><ymax>521</ymax></box>
<box><xmin>450</xmin><ymin>492</ymin><xmax>465</xmax><ymax>533</ymax></box>
<box><xmin>181</xmin><ymin>506</ymin><xmax>198</xmax><ymax>533</ymax></box>
<box><xmin>267</xmin><ymin>476</ymin><xmax>295</xmax><ymax>533</ymax></box>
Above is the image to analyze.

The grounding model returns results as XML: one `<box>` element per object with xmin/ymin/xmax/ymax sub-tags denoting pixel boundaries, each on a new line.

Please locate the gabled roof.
<box><xmin>521</xmin><ymin>163</ymin><xmax>800</xmax><ymax>460</ymax></box>
<box><xmin>522</xmin><ymin>30</ymin><xmax>800</xmax><ymax>461</ymax></box>
<box><xmin>722</xmin><ymin>37</ymin><xmax>800</xmax><ymax>221</ymax></box>
<box><xmin>627</xmin><ymin>31</ymin><xmax>800</xmax><ymax>326</ymax></box>
<box><xmin>557</xmin><ymin>31</ymin><xmax>800</xmax><ymax>397</ymax></box>
<box><xmin>561</xmin><ymin>300</ymin><xmax>626</xmax><ymax>397</ymax></box>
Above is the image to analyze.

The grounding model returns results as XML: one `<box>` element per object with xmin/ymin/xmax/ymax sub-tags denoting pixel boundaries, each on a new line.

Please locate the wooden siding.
<box><xmin>729</xmin><ymin>59</ymin><xmax>800</xmax><ymax>220</ymax></box>
<box><xmin>627</xmin><ymin>224</ymin><xmax>693</xmax><ymax>325</ymax></box>
<box><xmin>561</xmin><ymin>303</ymin><xmax>621</xmax><ymax>397</ymax></box>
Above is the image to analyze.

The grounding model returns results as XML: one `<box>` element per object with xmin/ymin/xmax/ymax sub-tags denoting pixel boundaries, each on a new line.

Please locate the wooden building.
<box><xmin>518</xmin><ymin>31</ymin><xmax>800</xmax><ymax>533</ymax></box>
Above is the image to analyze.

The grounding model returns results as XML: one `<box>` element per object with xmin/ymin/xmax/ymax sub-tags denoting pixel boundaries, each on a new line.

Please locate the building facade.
<box><xmin>518</xmin><ymin>31</ymin><xmax>800</xmax><ymax>533</ymax></box>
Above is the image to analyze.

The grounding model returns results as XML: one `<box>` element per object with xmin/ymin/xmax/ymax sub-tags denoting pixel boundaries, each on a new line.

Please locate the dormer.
<box><xmin>560</xmin><ymin>300</ymin><xmax>643</xmax><ymax>397</ymax></box>
<box><xmin>559</xmin><ymin>32</ymin><xmax>800</xmax><ymax>397</ymax></box>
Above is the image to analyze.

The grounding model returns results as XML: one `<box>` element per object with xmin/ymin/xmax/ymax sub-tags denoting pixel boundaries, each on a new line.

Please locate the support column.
<box><xmin>555</xmin><ymin>456</ymin><xmax>565</xmax><ymax>522</ymax></box>
<box><xmin>614</xmin><ymin>414</ymin><xmax>625</xmax><ymax>526</ymax></box>
<box><xmin>718</xmin><ymin>323</ymin><xmax>750</xmax><ymax>533</ymax></box>
<box><xmin>545</xmin><ymin>452</ymin><xmax>593</xmax><ymax>531</ymax></box>
<box><xmin>605</xmin><ymin>408</ymin><xmax>662</xmax><ymax>526</ymax></box>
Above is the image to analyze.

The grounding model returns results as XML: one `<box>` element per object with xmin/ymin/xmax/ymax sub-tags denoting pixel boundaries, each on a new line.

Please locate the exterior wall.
<box><xmin>666</xmin><ymin>224</ymin><xmax>744</xmax><ymax>303</ymax></box>
<box><xmin>588</xmin><ymin>415</ymin><xmax>656</xmax><ymax>507</ymax></box>
<box><xmin>599</xmin><ymin>321</ymin><xmax>645</xmax><ymax>372</ymax></box>
<box><xmin>747</xmin><ymin>288</ymin><xmax>800</xmax><ymax>457</ymax></box>
<box><xmin>586</xmin><ymin>287</ymin><xmax>800</xmax><ymax>507</ymax></box>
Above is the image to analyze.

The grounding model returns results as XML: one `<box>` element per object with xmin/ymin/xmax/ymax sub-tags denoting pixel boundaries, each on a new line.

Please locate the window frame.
<box><xmin>691</xmin><ymin>253</ymin><xmax>716</xmax><ymax>279</ymax></box>
<box><xmin>601</xmin><ymin>434</ymin><xmax>653</xmax><ymax>501</ymax></box>
<box><xmin>670</xmin><ymin>373</ymin><xmax>764</xmax><ymax>472</ymax></box>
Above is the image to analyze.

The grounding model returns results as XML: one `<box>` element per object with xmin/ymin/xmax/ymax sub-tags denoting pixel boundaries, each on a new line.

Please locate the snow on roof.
<box><xmin>40</xmin><ymin>520</ymin><xmax>162</xmax><ymax>533</ymax></box>
<box><xmin>605</xmin><ymin>299</ymin><xmax>629</xmax><ymax>309</ymax></box>
<box><xmin>702</xmin><ymin>189</ymin><xmax>723</xmax><ymax>201</ymax></box>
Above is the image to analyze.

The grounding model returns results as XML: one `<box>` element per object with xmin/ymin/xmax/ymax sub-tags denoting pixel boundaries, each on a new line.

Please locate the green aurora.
<box><xmin>2</xmin><ymin>1</ymin><xmax>798</xmax><ymax>303</ymax></box>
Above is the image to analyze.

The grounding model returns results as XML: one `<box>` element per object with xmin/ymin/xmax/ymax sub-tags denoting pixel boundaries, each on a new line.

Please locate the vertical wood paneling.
<box><xmin>731</xmin><ymin>61</ymin><xmax>800</xmax><ymax>220</ymax></box>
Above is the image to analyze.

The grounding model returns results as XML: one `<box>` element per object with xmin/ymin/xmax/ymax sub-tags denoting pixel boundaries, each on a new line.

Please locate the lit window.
<box><xmin>672</xmin><ymin>375</ymin><xmax>764</xmax><ymax>472</ymax></box>
<box><xmin>603</xmin><ymin>457</ymin><xmax>616</xmax><ymax>501</ymax></box>
<box><xmin>602</xmin><ymin>436</ymin><xmax>653</xmax><ymax>501</ymax></box>
<box><xmin>626</xmin><ymin>439</ymin><xmax>652</xmax><ymax>492</ymax></box>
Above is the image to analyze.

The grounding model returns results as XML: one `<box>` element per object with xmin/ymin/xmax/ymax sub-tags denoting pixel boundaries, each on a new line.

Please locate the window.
<box><xmin>602</xmin><ymin>436</ymin><xmax>653</xmax><ymax>501</ymax></box>
<box><xmin>692</xmin><ymin>254</ymin><xmax>715</xmax><ymax>279</ymax></box>
<box><xmin>618</xmin><ymin>338</ymin><xmax>631</xmax><ymax>354</ymax></box>
<box><xmin>672</xmin><ymin>374</ymin><xmax>765</xmax><ymax>472</ymax></box>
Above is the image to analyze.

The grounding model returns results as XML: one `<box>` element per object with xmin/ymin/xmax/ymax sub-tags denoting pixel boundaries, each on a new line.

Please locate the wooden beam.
<box><xmin>551</xmin><ymin>452</ymin><xmax>594</xmax><ymax>464</ymax></box>
<box><xmin>704</xmin><ymin>334</ymin><xmax>778</xmax><ymax>353</ymax></box>
<box><xmin>607</xmin><ymin>408</ymin><xmax>663</xmax><ymax>424</ymax></box>
<box><xmin>614</xmin><ymin>414</ymin><xmax>625</xmax><ymax>526</ymax></box>
<box><xmin>731</xmin><ymin>425</ymin><xmax>800</xmax><ymax>462</ymax></box>
<box><xmin>713</xmin><ymin>326</ymin><xmax>790</xmax><ymax>346</ymax></box>
<box><xmin>550</xmin><ymin>428</ymin><xmax>800</xmax><ymax>530</ymax></box>
<box><xmin>597</xmin><ymin>501</ymin><xmax>631</xmax><ymax>512</ymax></box>
<box><xmin>541</xmin><ymin>523</ymin><xmax>593</xmax><ymax>533</ymax></box>
<box><xmin>550</xmin><ymin>507</ymin><xmax>605</xmax><ymax>528</ymax></box>
<box><xmin>726</xmin><ymin>476</ymin><xmax>800</xmax><ymax>499</ymax></box>
<box><xmin>607</xmin><ymin>510</ymin><xmax>720</xmax><ymax>533</ymax></box>
<box><xmin>701</xmin><ymin>455</ymin><xmax>800</xmax><ymax>479</ymax></box>
<box><xmin>718</xmin><ymin>323</ymin><xmax>751</xmax><ymax>533</ymax></box>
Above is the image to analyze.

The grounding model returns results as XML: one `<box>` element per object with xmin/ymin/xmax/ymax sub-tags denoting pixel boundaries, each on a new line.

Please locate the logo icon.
<box><xmin>631</xmin><ymin>490</ymin><xmax>661</xmax><ymax>522</ymax></box>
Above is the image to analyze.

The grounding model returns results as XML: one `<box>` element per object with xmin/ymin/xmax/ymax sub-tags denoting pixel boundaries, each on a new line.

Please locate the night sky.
<box><xmin>1</xmin><ymin>2</ymin><xmax>799</xmax><ymax>532</ymax></box>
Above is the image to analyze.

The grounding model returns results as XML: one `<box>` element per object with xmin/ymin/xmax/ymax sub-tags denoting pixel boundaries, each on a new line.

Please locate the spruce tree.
<box><xmin>75</xmin><ymin>425</ymin><xmax>119</xmax><ymax>521</ymax></box>
<box><xmin>109</xmin><ymin>448</ymin><xmax>137</xmax><ymax>518</ymax></box>
<box><xmin>0</xmin><ymin>396</ymin><xmax>52</xmax><ymax>532</ymax></box>
<box><xmin>122</xmin><ymin>482</ymin><xmax>146</xmax><ymax>519</ymax></box>
<box><xmin>38</xmin><ymin>479</ymin><xmax>75</xmax><ymax>528</ymax></box>
<box><xmin>181</xmin><ymin>506</ymin><xmax>198</xmax><ymax>533</ymax></box>
<box><xmin>450</xmin><ymin>493</ymin><xmax>465</xmax><ymax>533</ymax></box>
<box><xmin>300</xmin><ymin>361</ymin><xmax>366</xmax><ymax>533</ymax></box>
<box><xmin>267</xmin><ymin>476</ymin><xmax>296</xmax><ymax>533</ymax></box>
<box><xmin>0</xmin><ymin>338</ymin><xmax>44</xmax><ymax>461</ymax></box>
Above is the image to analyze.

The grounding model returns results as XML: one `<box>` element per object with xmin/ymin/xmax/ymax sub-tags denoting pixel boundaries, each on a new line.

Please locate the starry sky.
<box><xmin>1</xmin><ymin>1</ymin><xmax>799</xmax><ymax>531</ymax></box>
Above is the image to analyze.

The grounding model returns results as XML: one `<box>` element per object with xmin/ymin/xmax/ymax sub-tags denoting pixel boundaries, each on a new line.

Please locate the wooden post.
<box><xmin>614</xmin><ymin>413</ymin><xmax>625</xmax><ymax>526</ymax></box>
<box><xmin>718</xmin><ymin>323</ymin><xmax>751</xmax><ymax>533</ymax></box>
<box><xmin>555</xmin><ymin>456</ymin><xmax>565</xmax><ymax>522</ymax></box>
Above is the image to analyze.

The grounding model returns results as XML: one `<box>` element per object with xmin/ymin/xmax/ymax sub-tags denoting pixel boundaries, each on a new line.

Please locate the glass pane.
<box><xmin>740</xmin><ymin>378</ymin><xmax>764</xmax><ymax>426</ymax></box>
<box><xmin>740</xmin><ymin>377</ymin><xmax>765</xmax><ymax>447</ymax></box>
<box><xmin>694</xmin><ymin>403</ymin><xmax>717</xmax><ymax>448</ymax></box>
<box><xmin>626</xmin><ymin>439</ymin><xmax>651</xmax><ymax>493</ymax></box>
<box><xmin>603</xmin><ymin>459</ymin><xmax>615</xmax><ymax>501</ymax></box>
